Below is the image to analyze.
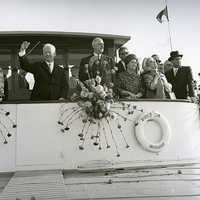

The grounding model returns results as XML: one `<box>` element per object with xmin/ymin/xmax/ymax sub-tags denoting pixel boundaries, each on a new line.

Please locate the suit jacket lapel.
<box><xmin>120</xmin><ymin>60</ymin><xmax>126</xmax><ymax>71</ymax></box>
<box><xmin>170</xmin><ymin>68</ymin><xmax>175</xmax><ymax>79</ymax></box>
<box><xmin>88</xmin><ymin>54</ymin><xmax>94</xmax><ymax>74</ymax></box>
<box><xmin>175</xmin><ymin>68</ymin><xmax>181</xmax><ymax>78</ymax></box>
<box><xmin>41</xmin><ymin>61</ymin><xmax>51</xmax><ymax>74</ymax></box>
<box><xmin>52</xmin><ymin>63</ymin><xmax>61</xmax><ymax>77</ymax></box>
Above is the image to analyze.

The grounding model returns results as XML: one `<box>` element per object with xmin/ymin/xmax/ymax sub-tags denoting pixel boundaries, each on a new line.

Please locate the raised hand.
<box><xmin>20</xmin><ymin>41</ymin><xmax>30</xmax><ymax>52</ymax></box>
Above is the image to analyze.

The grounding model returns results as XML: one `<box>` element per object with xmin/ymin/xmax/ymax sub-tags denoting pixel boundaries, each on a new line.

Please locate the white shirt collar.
<box><xmin>45</xmin><ymin>61</ymin><xmax>54</xmax><ymax>65</ymax></box>
<box><xmin>93</xmin><ymin>52</ymin><xmax>102</xmax><ymax>59</ymax></box>
<box><xmin>173</xmin><ymin>67</ymin><xmax>178</xmax><ymax>75</ymax></box>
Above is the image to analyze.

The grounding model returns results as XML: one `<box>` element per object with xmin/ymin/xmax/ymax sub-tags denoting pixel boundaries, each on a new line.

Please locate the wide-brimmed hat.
<box><xmin>168</xmin><ymin>51</ymin><xmax>183</xmax><ymax>61</ymax></box>
<box><xmin>124</xmin><ymin>54</ymin><xmax>137</xmax><ymax>65</ymax></box>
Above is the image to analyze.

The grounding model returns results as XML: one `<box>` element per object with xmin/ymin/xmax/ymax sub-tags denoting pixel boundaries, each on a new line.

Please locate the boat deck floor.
<box><xmin>0</xmin><ymin>170</ymin><xmax>66</xmax><ymax>200</ymax></box>
<box><xmin>1</xmin><ymin>164</ymin><xmax>200</xmax><ymax>199</ymax></box>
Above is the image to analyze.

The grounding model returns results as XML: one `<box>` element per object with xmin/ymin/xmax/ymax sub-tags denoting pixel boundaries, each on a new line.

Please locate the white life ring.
<box><xmin>134</xmin><ymin>111</ymin><xmax>171</xmax><ymax>153</ymax></box>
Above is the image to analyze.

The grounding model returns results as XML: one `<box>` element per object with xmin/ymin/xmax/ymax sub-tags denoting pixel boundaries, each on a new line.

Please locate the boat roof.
<box><xmin>0</xmin><ymin>31</ymin><xmax>131</xmax><ymax>47</ymax></box>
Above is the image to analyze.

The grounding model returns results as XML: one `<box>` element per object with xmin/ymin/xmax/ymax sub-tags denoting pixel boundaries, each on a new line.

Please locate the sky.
<box><xmin>0</xmin><ymin>0</ymin><xmax>200</xmax><ymax>79</ymax></box>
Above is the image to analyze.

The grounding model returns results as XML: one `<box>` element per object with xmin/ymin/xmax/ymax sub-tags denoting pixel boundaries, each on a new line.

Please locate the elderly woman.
<box><xmin>116</xmin><ymin>54</ymin><xmax>143</xmax><ymax>99</ymax></box>
<box><xmin>142</xmin><ymin>57</ymin><xmax>172</xmax><ymax>99</ymax></box>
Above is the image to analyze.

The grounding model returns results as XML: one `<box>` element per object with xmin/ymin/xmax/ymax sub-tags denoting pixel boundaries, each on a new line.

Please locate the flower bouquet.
<box><xmin>76</xmin><ymin>75</ymin><xmax>114</xmax><ymax>119</ymax></box>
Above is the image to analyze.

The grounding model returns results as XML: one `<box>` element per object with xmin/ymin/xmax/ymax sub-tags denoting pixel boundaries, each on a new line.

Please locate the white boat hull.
<box><xmin>0</xmin><ymin>100</ymin><xmax>199</xmax><ymax>172</ymax></box>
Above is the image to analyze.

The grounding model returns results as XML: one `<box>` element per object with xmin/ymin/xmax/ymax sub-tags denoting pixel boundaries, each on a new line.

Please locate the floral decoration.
<box><xmin>76</xmin><ymin>76</ymin><xmax>114</xmax><ymax>119</ymax></box>
<box><xmin>192</xmin><ymin>80</ymin><xmax>200</xmax><ymax>109</ymax></box>
<box><xmin>58</xmin><ymin>76</ymin><xmax>144</xmax><ymax>157</ymax></box>
<box><xmin>0</xmin><ymin>108</ymin><xmax>17</xmax><ymax>144</ymax></box>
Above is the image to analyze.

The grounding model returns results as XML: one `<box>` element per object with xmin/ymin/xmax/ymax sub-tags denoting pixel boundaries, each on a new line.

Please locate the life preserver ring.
<box><xmin>134</xmin><ymin>111</ymin><xmax>171</xmax><ymax>153</ymax></box>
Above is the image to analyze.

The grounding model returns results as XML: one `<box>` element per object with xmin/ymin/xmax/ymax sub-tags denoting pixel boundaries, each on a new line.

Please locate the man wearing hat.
<box><xmin>165</xmin><ymin>51</ymin><xmax>195</xmax><ymax>99</ymax></box>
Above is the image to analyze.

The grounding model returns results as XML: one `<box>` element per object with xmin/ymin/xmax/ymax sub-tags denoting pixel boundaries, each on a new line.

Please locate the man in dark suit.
<box><xmin>165</xmin><ymin>51</ymin><xmax>195</xmax><ymax>99</ymax></box>
<box><xmin>18</xmin><ymin>41</ymin><xmax>68</xmax><ymax>101</ymax></box>
<box><xmin>116</xmin><ymin>47</ymin><xmax>129</xmax><ymax>74</ymax></box>
<box><xmin>78</xmin><ymin>37</ymin><xmax>115</xmax><ymax>85</ymax></box>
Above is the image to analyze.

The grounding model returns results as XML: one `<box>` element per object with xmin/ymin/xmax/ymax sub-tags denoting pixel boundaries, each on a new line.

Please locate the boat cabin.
<box><xmin>0</xmin><ymin>31</ymin><xmax>130</xmax><ymax>100</ymax></box>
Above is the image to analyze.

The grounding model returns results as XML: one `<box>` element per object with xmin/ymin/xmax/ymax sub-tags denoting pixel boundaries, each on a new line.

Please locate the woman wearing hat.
<box><xmin>116</xmin><ymin>54</ymin><xmax>144</xmax><ymax>99</ymax></box>
<box><xmin>142</xmin><ymin>57</ymin><xmax>172</xmax><ymax>99</ymax></box>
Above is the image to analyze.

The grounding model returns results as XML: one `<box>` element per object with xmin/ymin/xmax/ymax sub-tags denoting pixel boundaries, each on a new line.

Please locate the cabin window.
<box><xmin>0</xmin><ymin>50</ymin><xmax>12</xmax><ymax>76</ymax></box>
<box><xmin>68</xmin><ymin>52</ymin><xmax>89</xmax><ymax>78</ymax></box>
<box><xmin>68</xmin><ymin>52</ymin><xmax>88</xmax><ymax>66</ymax></box>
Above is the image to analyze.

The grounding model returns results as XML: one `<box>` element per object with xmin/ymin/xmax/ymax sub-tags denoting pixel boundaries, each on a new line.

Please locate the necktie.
<box><xmin>47</xmin><ymin>63</ymin><xmax>52</xmax><ymax>73</ymax></box>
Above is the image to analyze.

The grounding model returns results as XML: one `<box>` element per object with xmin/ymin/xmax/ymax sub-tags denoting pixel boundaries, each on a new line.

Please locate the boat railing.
<box><xmin>0</xmin><ymin>98</ymin><xmax>194</xmax><ymax>104</ymax></box>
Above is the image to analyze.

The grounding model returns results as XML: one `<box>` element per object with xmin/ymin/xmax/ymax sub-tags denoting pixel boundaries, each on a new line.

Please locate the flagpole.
<box><xmin>164</xmin><ymin>0</ymin><xmax>173</xmax><ymax>51</ymax></box>
<box><xmin>167</xmin><ymin>21</ymin><xmax>173</xmax><ymax>51</ymax></box>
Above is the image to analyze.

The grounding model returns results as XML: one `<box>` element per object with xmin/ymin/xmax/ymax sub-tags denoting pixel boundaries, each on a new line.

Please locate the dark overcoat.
<box><xmin>165</xmin><ymin>66</ymin><xmax>195</xmax><ymax>99</ymax></box>
<box><xmin>19</xmin><ymin>56</ymin><xmax>68</xmax><ymax>101</ymax></box>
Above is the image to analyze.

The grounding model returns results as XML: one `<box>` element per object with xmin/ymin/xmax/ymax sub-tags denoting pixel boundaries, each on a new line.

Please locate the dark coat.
<box><xmin>19</xmin><ymin>56</ymin><xmax>68</xmax><ymax>101</ymax></box>
<box><xmin>116</xmin><ymin>60</ymin><xmax>126</xmax><ymax>74</ymax></box>
<box><xmin>78</xmin><ymin>54</ymin><xmax>115</xmax><ymax>85</ymax></box>
<box><xmin>165</xmin><ymin>66</ymin><xmax>195</xmax><ymax>99</ymax></box>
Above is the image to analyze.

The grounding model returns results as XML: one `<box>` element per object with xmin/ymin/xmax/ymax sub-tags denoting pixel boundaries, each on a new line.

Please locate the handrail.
<box><xmin>0</xmin><ymin>99</ymin><xmax>193</xmax><ymax>104</ymax></box>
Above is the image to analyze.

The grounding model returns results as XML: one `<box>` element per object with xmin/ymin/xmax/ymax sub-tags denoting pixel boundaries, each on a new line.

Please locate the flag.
<box><xmin>156</xmin><ymin>6</ymin><xmax>169</xmax><ymax>23</ymax></box>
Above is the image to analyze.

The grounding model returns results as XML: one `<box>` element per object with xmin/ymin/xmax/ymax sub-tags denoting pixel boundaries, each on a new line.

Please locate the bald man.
<box><xmin>78</xmin><ymin>37</ymin><xmax>115</xmax><ymax>85</ymax></box>
<box><xmin>18</xmin><ymin>41</ymin><xmax>68</xmax><ymax>101</ymax></box>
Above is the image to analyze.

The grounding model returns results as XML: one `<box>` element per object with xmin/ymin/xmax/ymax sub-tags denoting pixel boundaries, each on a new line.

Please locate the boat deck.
<box><xmin>0</xmin><ymin>170</ymin><xmax>66</xmax><ymax>200</ymax></box>
<box><xmin>1</xmin><ymin>163</ymin><xmax>200</xmax><ymax>199</ymax></box>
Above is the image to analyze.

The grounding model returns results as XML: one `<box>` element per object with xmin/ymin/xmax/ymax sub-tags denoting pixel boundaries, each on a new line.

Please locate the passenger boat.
<box><xmin>0</xmin><ymin>31</ymin><xmax>200</xmax><ymax>200</ymax></box>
